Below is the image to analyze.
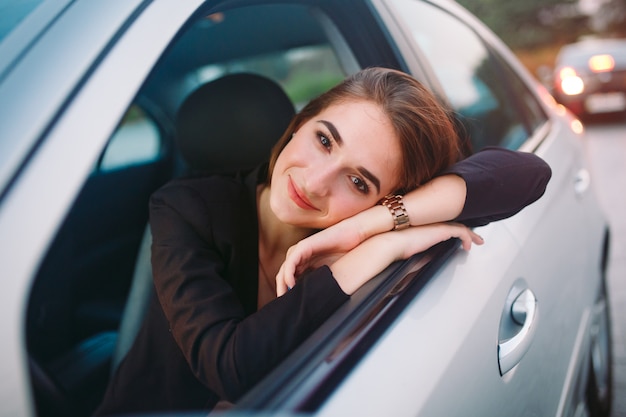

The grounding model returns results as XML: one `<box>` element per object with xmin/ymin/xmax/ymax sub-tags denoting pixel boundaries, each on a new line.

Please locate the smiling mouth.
<box><xmin>288</xmin><ymin>177</ymin><xmax>318</xmax><ymax>211</ymax></box>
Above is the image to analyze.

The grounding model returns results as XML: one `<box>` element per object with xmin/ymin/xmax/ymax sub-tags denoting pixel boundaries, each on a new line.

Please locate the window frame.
<box><xmin>374</xmin><ymin>0</ymin><xmax>551</xmax><ymax>152</ymax></box>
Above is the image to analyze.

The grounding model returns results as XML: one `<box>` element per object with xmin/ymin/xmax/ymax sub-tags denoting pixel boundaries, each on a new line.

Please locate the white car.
<box><xmin>552</xmin><ymin>38</ymin><xmax>626</xmax><ymax>118</ymax></box>
<box><xmin>0</xmin><ymin>1</ymin><xmax>611</xmax><ymax>416</ymax></box>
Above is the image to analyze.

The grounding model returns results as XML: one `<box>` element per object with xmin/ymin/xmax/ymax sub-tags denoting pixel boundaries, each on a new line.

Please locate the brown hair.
<box><xmin>268</xmin><ymin>67</ymin><xmax>463</xmax><ymax>194</ymax></box>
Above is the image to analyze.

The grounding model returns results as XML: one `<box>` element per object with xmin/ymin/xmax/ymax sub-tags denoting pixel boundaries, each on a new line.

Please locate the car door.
<box><xmin>312</xmin><ymin>0</ymin><xmax>603</xmax><ymax>416</ymax></box>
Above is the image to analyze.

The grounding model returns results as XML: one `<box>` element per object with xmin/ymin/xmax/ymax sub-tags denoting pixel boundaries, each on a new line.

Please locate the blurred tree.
<box><xmin>598</xmin><ymin>0</ymin><xmax>626</xmax><ymax>35</ymax></box>
<box><xmin>456</xmin><ymin>0</ymin><xmax>589</xmax><ymax>49</ymax></box>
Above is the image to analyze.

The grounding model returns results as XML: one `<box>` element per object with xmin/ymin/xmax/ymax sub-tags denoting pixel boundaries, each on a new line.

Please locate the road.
<box><xmin>583</xmin><ymin>114</ymin><xmax>626</xmax><ymax>417</ymax></box>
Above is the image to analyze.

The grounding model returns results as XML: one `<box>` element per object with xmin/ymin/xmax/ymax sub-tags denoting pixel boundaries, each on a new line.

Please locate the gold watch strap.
<box><xmin>381</xmin><ymin>194</ymin><xmax>410</xmax><ymax>231</ymax></box>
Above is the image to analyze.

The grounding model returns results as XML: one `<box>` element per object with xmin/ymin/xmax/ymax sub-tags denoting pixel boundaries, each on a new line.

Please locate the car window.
<box><xmin>195</xmin><ymin>44</ymin><xmax>345</xmax><ymax>110</ymax></box>
<box><xmin>98</xmin><ymin>105</ymin><xmax>162</xmax><ymax>172</ymax></box>
<box><xmin>389</xmin><ymin>0</ymin><xmax>545</xmax><ymax>151</ymax></box>
<box><xmin>159</xmin><ymin>5</ymin><xmax>350</xmax><ymax>113</ymax></box>
<box><xmin>495</xmin><ymin>55</ymin><xmax>548</xmax><ymax>136</ymax></box>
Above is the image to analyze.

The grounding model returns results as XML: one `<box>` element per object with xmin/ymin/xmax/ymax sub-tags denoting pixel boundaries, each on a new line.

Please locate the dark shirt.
<box><xmin>94</xmin><ymin>147</ymin><xmax>551</xmax><ymax>415</ymax></box>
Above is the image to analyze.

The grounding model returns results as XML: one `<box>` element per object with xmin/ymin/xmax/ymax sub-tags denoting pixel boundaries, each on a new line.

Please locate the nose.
<box><xmin>304</xmin><ymin>161</ymin><xmax>338</xmax><ymax>197</ymax></box>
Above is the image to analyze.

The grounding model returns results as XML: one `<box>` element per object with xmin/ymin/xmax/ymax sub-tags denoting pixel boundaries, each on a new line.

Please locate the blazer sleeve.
<box><xmin>441</xmin><ymin>147</ymin><xmax>552</xmax><ymax>227</ymax></box>
<box><xmin>149</xmin><ymin>180</ymin><xmax>348</xmax><ymax>402</ymax></box>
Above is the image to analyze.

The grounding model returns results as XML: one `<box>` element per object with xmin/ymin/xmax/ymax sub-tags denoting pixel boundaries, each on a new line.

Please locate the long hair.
<box><xmin>267</xmin><ymin>67</ymin><xmax>462</xmax><ymax>194</ymax></box>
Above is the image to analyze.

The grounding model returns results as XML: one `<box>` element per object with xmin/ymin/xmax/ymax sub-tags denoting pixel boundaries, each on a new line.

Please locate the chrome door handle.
<box><xmin>574</xmin><ymin>168</ymin><xmax>590</xmax><ymax>195</ymax></box>
<box><xmin>498</xmin><ymin>288</ymin><xmax>537</xmax><ymax>375</ymax></box>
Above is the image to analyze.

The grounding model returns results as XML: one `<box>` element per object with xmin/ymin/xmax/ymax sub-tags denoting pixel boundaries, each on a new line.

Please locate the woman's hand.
<box><xmin>389</xmin><ymin>221</ymin><xmax>483</xmax><ymax>258</ymax></box>
<box><xmin>275</xmin><ymin>218</ymin><xmax>365</xmax><ymax>296</ymax></box>
<box><xmin>327</xmin><ymin>222</ymin><xmax>483</xmax><ymax>295</ymax></box>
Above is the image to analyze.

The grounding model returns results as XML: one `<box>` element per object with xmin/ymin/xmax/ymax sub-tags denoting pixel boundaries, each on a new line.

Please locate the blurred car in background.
<box><xmin>553</xmin><ymin>38</ymin><xmax>626</xmax><ymax>118</ymax></box>
<box><xmin>0</xmin><ymin>1</ymin><xmax>611</xmax><ymax>417</ymax></box>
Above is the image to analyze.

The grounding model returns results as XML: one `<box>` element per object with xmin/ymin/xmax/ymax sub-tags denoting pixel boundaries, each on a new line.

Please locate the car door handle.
<box><xmin>574</xmin><ymin>168</ymin><xmax>590</xmax><ymax>195</ymax></box>
<box><xmin>498</xmin><ymin>288</ymin><xmax>537</xmax><ymax>375</ymax></box>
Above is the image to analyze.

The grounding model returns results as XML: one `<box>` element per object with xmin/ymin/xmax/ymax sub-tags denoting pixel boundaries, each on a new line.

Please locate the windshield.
<box><xmin>0</xmin><ymin>0</ymin><xmax>44</xmax><ymax>44</ymax></box>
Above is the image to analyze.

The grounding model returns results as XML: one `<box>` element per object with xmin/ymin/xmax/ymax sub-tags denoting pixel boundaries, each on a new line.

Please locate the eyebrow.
<box><xmin>319</xmin><ymin>119</ymin><xmax>381</xmax><ymax>194</ymax></box>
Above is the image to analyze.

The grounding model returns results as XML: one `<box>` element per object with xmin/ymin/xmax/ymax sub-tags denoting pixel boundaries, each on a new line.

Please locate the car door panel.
<box><xmin>502</xmin><ymin>117</ymin><xmax>606</xmax><ymax>414</ymax></box>
<box><xmin>318</xmin><ymin>145</ymin><xmax>591</xmax><ymax>416</ymax></box>
<box><xmin>317</xmin><ymin>221</ymin><xmax>523</xmax><ymax>416</ymax></box>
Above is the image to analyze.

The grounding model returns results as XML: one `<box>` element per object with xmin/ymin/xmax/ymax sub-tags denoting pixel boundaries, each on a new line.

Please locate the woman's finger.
<box><xmin>276</xmin><ymin>259</ymin><xmax>298</xmax><ymax>297</ymax></box>
<box><xmin>275</xmin><ymin>263</ymin><xmax>288</xmax><ymax>297</ymax></box>
<box><xmin>282</xmin><ymin>242</ymin><xmax>313</xmax><ymax>283</ymax></box>
<box><xmin>450</xmin><ymin>224</ymin><xmax>484</xmax><ymax>251</ymax></box>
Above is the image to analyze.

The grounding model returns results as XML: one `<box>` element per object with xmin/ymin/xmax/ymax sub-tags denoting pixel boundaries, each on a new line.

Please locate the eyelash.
<box><xmin>316</xmin><ymin>130</ymin><xmax>370</xmax><ymax>195</ymax></box>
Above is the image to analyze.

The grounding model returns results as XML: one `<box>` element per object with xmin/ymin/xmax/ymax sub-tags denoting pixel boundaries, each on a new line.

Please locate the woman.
<box><xmin>95</xmin><ymin>68</ymin><xmax>551</xmax><ymax>415</ymax></box>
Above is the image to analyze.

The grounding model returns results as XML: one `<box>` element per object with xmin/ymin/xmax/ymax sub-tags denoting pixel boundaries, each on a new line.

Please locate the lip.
<box><xmin>287</xmin><ymin>176</ymin><xmax>319</xmax><ymax>211</ymax></box>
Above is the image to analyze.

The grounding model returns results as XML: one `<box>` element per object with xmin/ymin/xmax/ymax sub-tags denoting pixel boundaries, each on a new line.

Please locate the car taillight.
<box><xmin>559</xmin><ymin>67</ymin><xmax>584</xmax><ymax>95</ymax></box>
<box><xmin>588</xmin><ymin>54</ymin><xmax>615</xmax><ymax>72</ymax></box>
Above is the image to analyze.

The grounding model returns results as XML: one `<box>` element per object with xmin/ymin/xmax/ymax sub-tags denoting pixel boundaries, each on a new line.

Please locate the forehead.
<box><xmin>318</xmin><ymin>99</ymin><xmax>389</xmax><ymax>126</ymax></box>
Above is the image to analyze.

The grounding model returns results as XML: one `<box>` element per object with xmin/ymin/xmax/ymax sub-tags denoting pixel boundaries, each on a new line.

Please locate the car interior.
<box><xmin>23</xmin><ymin>1</ymin><xmax>551</xmax><ymax>416</ymax></box>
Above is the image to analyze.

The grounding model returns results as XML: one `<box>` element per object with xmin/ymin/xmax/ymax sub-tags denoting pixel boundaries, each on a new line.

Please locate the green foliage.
<box><xmin>283</xmin><ymin>72</ymin><xmax>343</xmax><ymax>108</ymax></box>
<box><xmin>456</xmin><ymin>0</ymin><xmax>586</xmax><ymax>49</ymax></box>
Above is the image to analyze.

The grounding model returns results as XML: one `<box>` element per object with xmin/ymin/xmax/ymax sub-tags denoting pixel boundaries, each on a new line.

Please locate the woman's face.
<box><xmin>270</xmin><ymin>99</ymin><xmax>402</xmax><ymax>229</ymax></box>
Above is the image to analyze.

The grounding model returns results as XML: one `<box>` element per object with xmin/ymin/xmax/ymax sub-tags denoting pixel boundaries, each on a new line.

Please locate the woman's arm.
<box><xmin>334</xmin><ymin>173</ymin><xmax>468</xmax><ymax>241</ymax></box>
<box><xmin>275</xmin><ymin>147</ymin><xmax>551</xmax><ymax>294</ymax></box>
<box><xmin>444</xmin><ymin>146</ymin><xmax>552</xmax><ymax>226</ymax></box>
<box><xmin>330</xmin><ymin>222</ymin><xmax>483</xmax><ymax>295</ymax></box>
<box><xmin>330</xmin><ymin>147</ymin><xmax>552</xmax><ymax>236</ymax></box>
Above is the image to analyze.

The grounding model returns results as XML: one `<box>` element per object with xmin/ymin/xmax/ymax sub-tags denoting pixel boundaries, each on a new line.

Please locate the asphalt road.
<box><xmin>583</xmin><ymin>113</ymin><xmax>626</xmax><ymax>417</ymax></box>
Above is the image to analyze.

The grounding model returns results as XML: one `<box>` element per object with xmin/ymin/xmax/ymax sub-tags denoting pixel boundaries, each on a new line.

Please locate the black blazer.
<box><xmin>95</xmin><ymin>147</ymin><xmax>551</xmax><ymax>415</ymax></box>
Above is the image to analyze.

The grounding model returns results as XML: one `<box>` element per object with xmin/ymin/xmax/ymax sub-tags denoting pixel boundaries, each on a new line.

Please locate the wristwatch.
<box><xmin>381</xmin><ymin>194</ymin><xmax>410</xmax><ymax>231</ymax></box>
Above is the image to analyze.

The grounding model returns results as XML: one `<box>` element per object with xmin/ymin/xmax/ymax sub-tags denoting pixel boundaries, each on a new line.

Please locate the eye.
<box><xmin>350</xmin><ymin>175</ymin><xmax>370</xmax><ymax>194</ymax></box>
<box><xmin>317</xmin><ymin>131</ymin><xmax>332</xmax><ymax>151</ymax></box>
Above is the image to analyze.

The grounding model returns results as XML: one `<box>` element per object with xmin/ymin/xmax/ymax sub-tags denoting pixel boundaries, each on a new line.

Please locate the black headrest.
<box><xmin>176</xmin><ymin>73</ymin><xmax>295</xmax><ymax>173</ymax></box>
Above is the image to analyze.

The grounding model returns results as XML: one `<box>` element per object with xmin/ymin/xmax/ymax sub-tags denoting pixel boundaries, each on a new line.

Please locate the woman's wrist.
<box><xmin>330</xmin><ymin>233</ymin><xmax>398</xmax><ymax>295</ymax></box>
<box><xmin>354</xmin><ymin>204</ymin><xmax>395</xmax><ymax>239</ymax></box>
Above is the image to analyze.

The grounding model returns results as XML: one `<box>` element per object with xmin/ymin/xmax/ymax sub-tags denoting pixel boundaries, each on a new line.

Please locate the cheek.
<box><xmin>274</xmin><ymin>138</ymin><xmax>312</xmax><ymax>171</ymax></box>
